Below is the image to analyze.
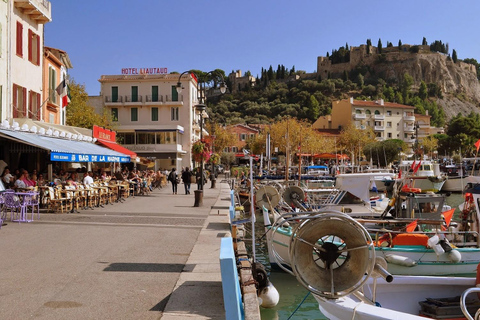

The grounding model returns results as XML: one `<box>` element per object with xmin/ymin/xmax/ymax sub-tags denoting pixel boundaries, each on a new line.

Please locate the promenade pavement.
<box><xmin>0</xmin><ymin>180</ymin><xmax>232</xmax><ymax>319</ymax></box>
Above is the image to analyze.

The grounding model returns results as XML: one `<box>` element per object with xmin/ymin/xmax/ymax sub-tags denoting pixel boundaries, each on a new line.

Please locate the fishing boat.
<box><xmin>399</xmin><ymin>160</ymin><xmax>446</xmax><ymax>192</ymax></box>
<box><xmin>441</xmin><ymin>163</ymin><xmax>480</xmax><ymax>192</ymax></box>
<box><xmin>262</xmin><ymin>173</ymin><xmax>480</xmax><ymax>277</ymax></box>
<box><xmin>281</xmin><ymin>211</ymin><xmax>480</xmax><ymax>319</ymax></box>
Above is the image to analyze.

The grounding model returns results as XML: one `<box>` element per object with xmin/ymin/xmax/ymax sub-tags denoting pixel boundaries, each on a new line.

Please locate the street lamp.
<box><xmin>176</xmin><ymin>70</ymin><xmax>226</xmax><ymax>207</ymax></box>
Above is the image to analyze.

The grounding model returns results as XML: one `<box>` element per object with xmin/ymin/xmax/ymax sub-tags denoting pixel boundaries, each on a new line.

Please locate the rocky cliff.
<box><xmin>372</xmin><ymin>52</ymin><xmax>480</xmax><ymax>119</ymax></box>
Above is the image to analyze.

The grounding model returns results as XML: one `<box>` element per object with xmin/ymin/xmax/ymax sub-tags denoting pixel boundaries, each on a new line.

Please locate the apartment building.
<box><xmin>43</xmin><ymin>46</ymin><xmax>72</xmax><ymax>124</ymax></box>
<box><xmin>98</xmin><ymin>72</ymin><xmax>200</xmax><ymax>170</ymax></box>
<box><xmin>224</xmin><ymin>124</ymin><xmax>259</xmax><ymax>153</ymax></box>
<box><xmin>313</xmin><ymin>97</ymin><xmax>417</xmax><ymax>148</ymax></box>
<box><xmin>2</xmin><ymin>0</ymin><xmax>51</xmax><ymax>122</ymax></box>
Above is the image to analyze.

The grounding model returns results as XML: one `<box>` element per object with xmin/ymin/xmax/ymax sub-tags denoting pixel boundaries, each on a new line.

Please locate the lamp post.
<box><xmin>176</xmin><ymin>70</ymin><xmax>226</xmax><ymax>207</ymax></box>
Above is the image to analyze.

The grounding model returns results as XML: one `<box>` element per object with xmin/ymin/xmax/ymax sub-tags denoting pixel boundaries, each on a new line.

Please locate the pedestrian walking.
<box><xmin>181</xmin><ymin>167</ymin><xmax>193</xmax><ymax>194</ymax></box>
<box><xmin>168</xmin><ymin>168</ymin><xmax>178</xmax><ymax>194</ymax></box>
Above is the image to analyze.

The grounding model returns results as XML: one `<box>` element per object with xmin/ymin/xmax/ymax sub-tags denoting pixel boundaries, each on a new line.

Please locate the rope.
<box><xmin>351</xmin><ymin>301</ymin><xmax>364</xmax><ymax>320</ymax></box>
<box><xmin>287</xmin><ymin>291</ymin><xmax>310</xmax><ymax>320</ymax></box>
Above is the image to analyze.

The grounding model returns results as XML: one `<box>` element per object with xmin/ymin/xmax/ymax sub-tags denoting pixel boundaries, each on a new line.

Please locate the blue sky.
<box><xmin>45</xmin><ymin>0</ymin><xmax>480</xmax><ymax>96</ymax></box>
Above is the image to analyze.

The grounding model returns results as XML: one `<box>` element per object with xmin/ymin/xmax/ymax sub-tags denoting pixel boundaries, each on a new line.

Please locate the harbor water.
<box><xmin>248</xmin><ymin>191</ymin><xmax>466</xmax><ymax>319</ymax></box>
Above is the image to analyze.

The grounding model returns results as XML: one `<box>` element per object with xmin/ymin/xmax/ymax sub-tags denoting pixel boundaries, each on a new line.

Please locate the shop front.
<box><xmin>0</xmin><ymin>127</ymin><xmax>130</xmax><ymax>181</ymax></box>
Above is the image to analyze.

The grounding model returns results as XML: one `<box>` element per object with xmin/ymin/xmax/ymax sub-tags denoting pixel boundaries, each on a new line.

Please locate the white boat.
<box><xmin>443</xmin><ymin>174</ymin><xmax>480</xmax><ymax>193</ymax></box>
<box><xmin>263</xmin><ymin>175</ymin><xmax>480</xmax><ymax>277</ymax></box>
<box><xmin>363</xmin><ymin>168</ymin><xmax>397</xmax><ymax>192</ymax></box>
<box><xmin>274</xmin><ymin>212</ymin><xmax>480</xmax><ymax>319</ymax></box>
<box><xmin>399</xmin><ymin>160</ymin><xmax>446</xmax><ymax>192</ymax></box>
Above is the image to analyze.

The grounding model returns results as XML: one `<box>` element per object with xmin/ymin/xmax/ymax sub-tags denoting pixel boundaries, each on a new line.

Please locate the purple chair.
<box><xmin>3</xmin><ymin>190</ymin><xmax>26</xmax><ymax>223</ymax></box>
<box><xmin>25</xmin><ymin>191</ymin><xmax>40</xmax><ymax>221</ymax></box>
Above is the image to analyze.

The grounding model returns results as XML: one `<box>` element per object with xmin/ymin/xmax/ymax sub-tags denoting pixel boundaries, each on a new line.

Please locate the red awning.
<box><xmin>96</xmin><ymin>140</ymin><xmax>137</xmax><ymax>159</ymax></box>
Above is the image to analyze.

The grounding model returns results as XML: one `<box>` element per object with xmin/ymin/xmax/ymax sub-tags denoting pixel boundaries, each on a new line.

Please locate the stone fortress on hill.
<box><xmin>316</xmin><ymin>44</ymin><xmax>476</xmax><ymax>80</ymax></box>
<box><xmin>228</xmin><ymin>43</ymin><xmax>478</xmax><ymax>97</ymax></box>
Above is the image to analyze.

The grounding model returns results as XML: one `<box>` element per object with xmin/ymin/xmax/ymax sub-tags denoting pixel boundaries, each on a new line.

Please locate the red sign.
<box><xmin>93</xmin><ymin>125</ymin><xmax>116</xmax><ymax>143</ymax></box>
<box><xmin>121</xmin><ymin>68</ymin><xmax>168</xmax><ymax>75</ymax></box>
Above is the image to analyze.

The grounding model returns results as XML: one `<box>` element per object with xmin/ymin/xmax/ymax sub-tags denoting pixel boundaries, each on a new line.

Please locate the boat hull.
<box><xmin>266</xmin><ymin>225</ymin><xmax>480</xmax><ymax>276</ymax></box>
<box><xmin>443</xmin><ymin>175</ymin><xmax>480</xmax><ymax>192</ymax></box>
<box><xmin>315</xmin><ymin>276</ymin><xmax>476</xmax><ymax>320</ymax></box>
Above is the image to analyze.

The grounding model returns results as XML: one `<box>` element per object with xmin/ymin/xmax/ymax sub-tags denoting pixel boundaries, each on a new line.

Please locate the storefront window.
<box><xmin>136</xmin><ymin>132</ymin><xmax>155</xmax><ymax>144</ymax></box>
<box><xmin>155</xmin><ymin>131</ymin><xmax>177</xmax><ymax>144</ymax></box>
<box><xmin>118</xmin><ymin>132</ymin><xmax>135</xmax><ymax>144</ymax></box>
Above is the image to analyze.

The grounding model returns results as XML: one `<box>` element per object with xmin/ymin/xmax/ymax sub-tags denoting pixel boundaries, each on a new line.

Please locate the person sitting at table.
<box><xmin>66</xmin><ymin>176</ymin><xmax>78</xmax><ymax>187</ymax></box>
<box><xmin>23</xmin><ymin>171</ymin><xmax>36</xmax><ymax>187</ymax></box>
<box><xmin>30</xmin><ymin>174</ymin><xmax>38</xmax><ymax>187</ymax></box>
<box><xmin>37</xmin><ymin>174</ymin><xmax>46</xmax><ymax>186</ymax></box>
<box><xmin>14</xmin><ymin>171</ymin><xmax>28</xmax><ymax>189</ymax></box>
<box><xmin>1</xmin><ymin>167</ymin><xmax>15</xmax><ymax>188</ymax></box>
<box><xmin>83</xmin><ymin>171</ymin><xmax>94</xmax><ymax>186</ymax></box>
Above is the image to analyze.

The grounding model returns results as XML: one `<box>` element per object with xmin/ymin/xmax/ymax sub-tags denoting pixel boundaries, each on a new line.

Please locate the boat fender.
<box><xmin>385</xmin><ymin>254</ymin><xmax>416</xmax><ymax>267</ymax></box>
<box><xmin>427</xmin><ymin>235</ymin><xmax>445</xmax><ymax>256</ymax></box>
<box><xmin>447</xmin><ymin>249</ymin><xmax>462</xmax><ymax>263</ymax></box>
<box><xmin>258</xmin><ymin>281</ymin><xmax>280</xmax><ymax>308</ymax></box>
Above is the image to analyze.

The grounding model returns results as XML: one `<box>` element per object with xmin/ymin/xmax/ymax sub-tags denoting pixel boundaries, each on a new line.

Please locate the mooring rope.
<box><xmin>287</xmin><ymin>291</ymin><xmax>311</xmax><ymax>320</ymax></box>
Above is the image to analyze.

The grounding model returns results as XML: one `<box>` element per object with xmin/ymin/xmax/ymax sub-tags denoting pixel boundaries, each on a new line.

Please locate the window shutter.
<box><xmin>23</xmin><ymin>87</ymin><xmax>27</xmax><ymax>117</ymax></box>
<box><xmin>36</xmin><ymin>34</ymin><xmax>40</xmax><ymax>65</ymax></box>
<box><xmin>37</xmin><ymin>92</ymin><xmax>41</xmax><ymax>120</ymax></box>
<box><xmin>28</xmin><ymin>29</ymin><xmax>32</xmax><ymax>62</ymax></box>
<box><xmin>28</xmin><ymin>90</ymin><xmax>32</xmax><ymax>118</ymax></box>
<box><xmin>16</xmin><ymin>22</ymin><xmax>23</xmax><ymax>57</ymax></box>
<box><xmin>13</xmin><ymin>84</ymin><xmax>18</xmax><ymax>117</ymax></box>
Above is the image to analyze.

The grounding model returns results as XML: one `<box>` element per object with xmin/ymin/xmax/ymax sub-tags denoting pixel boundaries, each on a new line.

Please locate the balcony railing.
<box><xmin>145</xmin><ymin>95</ymin><xmax>164</xmax><ymax>103</ymax></box>
<box><xmin>105</xmin><ymin>96</ymin><xmax>123</xmax><ymax>103</ymax></box>
<box><xmin>374</xmin><ymin>126</ymin><xmax>384</xmax><ymax>131</ymax></box>
<box><xmin>124</xmin><ymin>95</ymin><xmax>143</xmax><ymax>103</ymax></box>
<box><xmin>403</xmin><ymin>114</ymin><xmax>415</xmax><ymax>121</ymax></box>
<box><xmin>165</xmin><ymin>95</ymin><xmax>183</xmax><ymax>102</ymax></box>
<box><xmin>354</xmin><ymin>114</ymin><xmax>366</xmax><ymax>120</ymax></box>
<box><xmin>374</xmin><ymin>114</ymin><xmax>385</xmax><ymax>120</ymax></box>
<box><xmin>404</xmin><ymin>125</ymin><xmax>415</xmax><ymax>132</ymax></box>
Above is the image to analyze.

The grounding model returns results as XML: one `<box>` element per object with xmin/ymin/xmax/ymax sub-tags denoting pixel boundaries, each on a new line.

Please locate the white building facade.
<box><xmin>0</xmin><ymin>0</ymin><xmax>51</xmax><ymax>122</ymax></box>
<box><xmin>98</xmin><ymin>72</ymin><xmax>201</xmax><ymax>171</ymax></box>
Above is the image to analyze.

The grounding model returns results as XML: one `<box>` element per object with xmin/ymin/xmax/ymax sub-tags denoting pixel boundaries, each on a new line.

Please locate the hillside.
<box><xmin>367</xmin><ymin>52</ymin><xmax>480</xmax><ymax>119</ymax></box>
<box><xmin>210</xmin><ymin>44</ymin><xmax>480</xmax><ymax>125</ymax></box>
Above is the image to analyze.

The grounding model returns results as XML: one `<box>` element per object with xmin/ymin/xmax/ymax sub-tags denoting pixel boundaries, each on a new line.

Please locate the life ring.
<box><xmin>401</xmin><ymin>185</ymin><xmax>422</xmax><ymax>193</ymax></box>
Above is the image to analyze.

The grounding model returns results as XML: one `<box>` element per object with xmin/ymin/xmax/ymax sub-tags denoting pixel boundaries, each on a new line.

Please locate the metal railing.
<box><xmin>145</xmin><ymin>95</ymin><xmax>163</xmax><ymax>102</ymax></box>
<box><xmin>124</xmin><ymin>95</ymin><xmax>143</xmax><ymax>103</ymax></box>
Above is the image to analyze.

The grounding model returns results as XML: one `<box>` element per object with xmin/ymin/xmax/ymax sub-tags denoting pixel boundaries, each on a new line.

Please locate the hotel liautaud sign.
<box><xmin>121</xmin><ymin>68</ymin><xmax>168</xmax><ymax>75</ymax></box>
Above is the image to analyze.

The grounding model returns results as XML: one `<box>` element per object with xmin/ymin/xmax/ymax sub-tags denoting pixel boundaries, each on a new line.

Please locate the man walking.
<box><xmin>168</xmin><ymin>168</ymin><xmax>178</xmax><ymax>194</ymax></box>
<box><xmin>181</xmin><ymin>167</ymin><xmax>193</xmax><ymax>194</ymax></box>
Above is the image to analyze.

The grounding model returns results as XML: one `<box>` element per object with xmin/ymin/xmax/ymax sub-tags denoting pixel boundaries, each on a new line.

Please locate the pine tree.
<box><xmin>377</xmin><ymin>38</ymin><xmax>383</xmax><ymax>54</ymax></box>
<box><xmin>345</xmin><ymin>42</ymin><xmax>349</xmax><ymax>51</ymax></box>
<box><xmin>452</xmin><ymin>49</ymin><xmax>458</xmax><ymax>63</ymax></box>
<box><xmin>422</xmin><ymin>37</ymin><xmax>427</xmax><ymax>46</ymax></box>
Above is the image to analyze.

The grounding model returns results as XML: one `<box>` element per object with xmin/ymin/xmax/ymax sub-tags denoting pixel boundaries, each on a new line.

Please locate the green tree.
<box><xmin>377</xmin><ymin>38</ymin><xmax>383</xmax><ymax>54</ymax></box>
<box><xmin>422</xmin><ymin>37</ymin><xmax>427</xmax><ymax>45</ymax></box>
<box><xmin>418</xmin><ymin>81</ymin><xmax>428</xmax><ymax>100</ymax></box>
<box><xmin>305</xmin><ymin>95</ymin><xmax>320</xmax><ymax>121</ymax></box>
<box><xmin>452</xmin><ymin>49</ymin><xmax>458</xmax><ymax>63</ymax></box>
<box><xmin>66</xmin><ymin>79</ymin><xmax>112</xmax><ymax>129</ymax></box>
<box><xmin>401</xmin><ymin>73</ymin><xmax>414</xmax><ymax>104</ymax></box>
<box><xmin>398</xmin><ymin>39</ymin><xmax>402</xmax><ymax>48</ymax></box>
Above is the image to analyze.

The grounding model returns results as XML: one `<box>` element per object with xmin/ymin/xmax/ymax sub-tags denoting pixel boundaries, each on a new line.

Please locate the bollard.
<box><xmin>194</xmin><ymin>190</ymin><xmax>203</xmax><ymax>207</ymax></box>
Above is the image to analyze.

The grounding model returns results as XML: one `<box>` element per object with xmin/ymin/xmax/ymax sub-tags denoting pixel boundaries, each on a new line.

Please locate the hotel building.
<box><xmin>97</xmin><ymin>71</ymin><xmax>202</xmax><ymax>171</ymax></box>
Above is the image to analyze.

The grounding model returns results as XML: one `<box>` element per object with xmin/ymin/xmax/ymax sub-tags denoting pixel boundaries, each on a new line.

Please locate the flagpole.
<box><xmin>472</xmin><ymin>149</ymin><xmax>479</xmax><ymax>176</ymax></box>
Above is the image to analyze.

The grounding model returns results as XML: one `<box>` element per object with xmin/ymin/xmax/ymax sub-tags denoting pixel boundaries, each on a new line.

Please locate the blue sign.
<box><xmin>51</xmin><ymin>152</ymin><xmax>130</xmax><ymax>163</ymax></box>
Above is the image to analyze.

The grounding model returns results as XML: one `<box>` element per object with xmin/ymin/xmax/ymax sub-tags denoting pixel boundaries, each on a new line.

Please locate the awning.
<box><xmin>0</xmin><ymin>129</ymin><xmax>130</xmax><ymax>163</ymax></box>
<box><xmin>96</xmin><ymin>139</ymin><xmax>137</xmax><ymax>159</ymax></box>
